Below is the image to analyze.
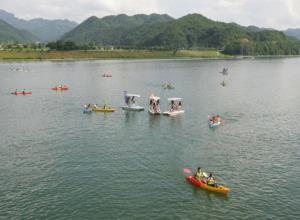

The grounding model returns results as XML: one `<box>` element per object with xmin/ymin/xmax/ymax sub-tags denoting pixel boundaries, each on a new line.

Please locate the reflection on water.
<box><xmin>148</xmin><ymin>114</ymin><xmax>161</xmax><ymax>128</ymax></box>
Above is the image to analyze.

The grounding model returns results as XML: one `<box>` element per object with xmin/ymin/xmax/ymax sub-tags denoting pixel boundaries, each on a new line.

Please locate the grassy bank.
<box><xmin>0</xmin><ymin>49</ymin><xmax>229</xmax><ymax>60</ymax></box>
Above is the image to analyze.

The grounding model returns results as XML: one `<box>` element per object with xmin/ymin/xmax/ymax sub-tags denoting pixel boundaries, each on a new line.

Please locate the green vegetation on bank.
<box><xmin>0</xmin><ymin>49</ymin><xmax>225</xmax><ymax>60</ymax></box>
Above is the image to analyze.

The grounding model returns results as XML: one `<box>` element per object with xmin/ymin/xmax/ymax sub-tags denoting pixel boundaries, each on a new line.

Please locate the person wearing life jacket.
<box><xmin>207</xmin><ymin>173</ymin><xmax>217</xmax><ymax>187</ymax></box>
<box><xmin>216</xmin><ymin>115</ymin><xmax>221</xmax><ymax>123</ymax></box>
<box><xmin>194</xmin><ymin>167</ymin><xmax>204</xmax><ymax>181</ymax></box>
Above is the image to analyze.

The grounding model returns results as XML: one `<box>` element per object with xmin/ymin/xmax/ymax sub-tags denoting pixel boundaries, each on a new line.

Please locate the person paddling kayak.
<box><xmin>207</xmin><ymin>173</ymin><xmax>217</xmax><ymax>187</ymax></box>
<box><xmin>194</xmin><ymin>167</ymin><xmax>205</xmax><ymax>180</ymax></box>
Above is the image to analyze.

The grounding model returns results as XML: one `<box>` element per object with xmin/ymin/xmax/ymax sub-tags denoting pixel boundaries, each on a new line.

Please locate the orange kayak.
<box><xmin>52</xmin><ymin>87</ymin><xmax>68</xmax><ymax>91</ymax></box>
<box><xmin>185</xmin><ymin>176</ymin><xmax>230</xmax><ymax>194</ymax></box>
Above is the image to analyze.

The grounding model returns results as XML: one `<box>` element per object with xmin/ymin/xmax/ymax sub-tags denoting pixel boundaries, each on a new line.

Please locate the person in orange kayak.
<box><xmin>207</xmin><ymin>173</ymin><xmax>217</xmax><ymax>187</ymax></box>
<box><xmin>194</xmin><ymin>167</ymin><xmax>204</xmax><ymax>180</ymax></box>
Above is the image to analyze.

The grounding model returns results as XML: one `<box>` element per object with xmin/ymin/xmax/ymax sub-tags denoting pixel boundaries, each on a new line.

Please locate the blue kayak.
<box><xmin>83</xmin><ymin>108</ymin><xmax>92</xmax><ymax>114</ymax></box>
<box><xmin>209</xmin><ymin>120</ymin><xmax>221</xmax><ymax>128</ymax></box>
<box><xmin>208</xmin><ymin>115</ymin><xmax>221</xmax><ymax>128</ymax></box>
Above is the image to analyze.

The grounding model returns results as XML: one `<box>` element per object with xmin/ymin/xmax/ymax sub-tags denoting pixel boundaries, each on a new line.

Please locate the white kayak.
<box><xmin>163</xmin><ymin>110</ymin><xmax>185</xmax><ymax>116</ymax></box>
<box><xmin>122</xmin><ymin>106</ymin><xmax>144</xmax><ymax>111</ymax></box>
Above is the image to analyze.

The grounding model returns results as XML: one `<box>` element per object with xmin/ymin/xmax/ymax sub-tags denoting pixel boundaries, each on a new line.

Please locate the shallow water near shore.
<box><xmin>0</xmin><ymin>58</ymin><xmax>299</xmax><ymax>219</ymax></box>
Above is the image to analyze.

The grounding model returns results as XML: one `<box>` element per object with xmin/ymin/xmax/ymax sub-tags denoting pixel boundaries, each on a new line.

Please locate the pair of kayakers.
<box><xmin>14</xmin><ymin>89</ymin><xmax>26</xmax><ymax>94</ymax></box>
<box><xmin>210</xmin><ymin>115</ymin><xmax>221</xmax><ymax>124</ymax></box>
<box><xmin>84</xmin><ymin>104</ymin><xmax>92</xmax><ymax>109</ymax></box>
<box><xmin>194</xmin><ymin>167</ymin><xmax>217</xmax><ymax>187</ymax></box>
<box><xmin>93</xmin><ymin>104</ymin><xmax>107</xmax><ymax>109</ymax></box>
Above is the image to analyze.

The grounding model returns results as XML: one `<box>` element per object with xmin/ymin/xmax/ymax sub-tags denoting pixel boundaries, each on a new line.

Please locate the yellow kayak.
<box><xmin>92</xmin><ymin>107</ymin><xmax>116</xmax><ymax>112</ymax></box>
<box><xmin>186</xmin><ymin>176</ymin><xmax>230</xmax><ymax>194</ymax></box>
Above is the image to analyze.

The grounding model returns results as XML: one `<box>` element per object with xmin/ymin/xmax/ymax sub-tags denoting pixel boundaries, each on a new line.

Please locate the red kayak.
<box><xmin>11</xmin><ymin>91</ymin><xmax>32</xmax><ymax>95</ymax></box>
<box><xmin>102</xmin><ymin>74</ymin><xmax>112</xmax><ymax>77</ymax></box>
<box><xmin>51</xmin><ymin>87</ymin><xmax>68</xmax><ymax>91</ymax></box>
<box><xmin>185</xmin><ymin>176</ymin><xmax>230</xmax><ymax>194</ymax></box>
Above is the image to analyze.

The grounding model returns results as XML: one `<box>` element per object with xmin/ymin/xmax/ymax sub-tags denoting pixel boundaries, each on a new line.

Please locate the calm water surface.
<box><xmin>0</xmin><ymin>58</ymin><xmax>299</xmax><ymax>219</ymax></box>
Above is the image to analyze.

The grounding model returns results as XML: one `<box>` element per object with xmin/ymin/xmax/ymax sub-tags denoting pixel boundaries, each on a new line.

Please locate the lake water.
<box><xmin>0</xmin><ymin>58</ymin><xmax>299</xmax><ymax>219</ymax></box>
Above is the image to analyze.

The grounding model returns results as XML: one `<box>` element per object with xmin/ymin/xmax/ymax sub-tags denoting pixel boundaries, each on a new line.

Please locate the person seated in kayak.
<box><xmin>194</xmin><ymin>167</ymin><xmax>204</xmax><ymax>180</ymax></box>
<box><xmin>22</xmin><ymin>89</ymin><xmax>26</xmax><ymax>94</ymax></box>
<box><xmin>207</xmin><ymin>173</ymin><xmax>217</xmax><ymax>187</ymax></box>
<box><xmin>14</xmin><ymin>89</ymin><xmax>18</xmax><ymax>94</ymax></box>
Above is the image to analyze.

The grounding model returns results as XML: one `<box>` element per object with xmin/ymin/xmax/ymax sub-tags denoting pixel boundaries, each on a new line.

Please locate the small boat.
<box><xmin>208</xmin><ymin>115</ymin><xmax>221</xmax><ymax>128</ymax></box>
<box><xmin>122</xmin><ymin>91</ymin><xmax>144</xmax><ymax>111</ymax></box>
<box><xmin>163</xmin><ymin>82</ymin><xmax>174</xmax><ymax>89</ymax></box>
<box><xmin>52</xmin><ymin>85</ymin><xmax>68</xmax><ymax>91</ymax></box>
<box><xmin>102</xmin><ymin>74</ymin><xmax>112</xmax><ymax>77</ymax></box>
<box><xmin>185</xmin><ymin>176</ymin><xmax>230</xmax><ymax>194</ymax></box>
<box><xmin>163</xmin><ymin>98</ymin><xmax>184</xmax><ymax>116</ymax></box>
<box><xmin>92</xmin><ymin>105</ymin><xmax>116</xmax><ymax>112</ymax></box>
<box><xmin>148</xmin><ymin>94</ymin><xmax>161</xmax><ymax>115</ymax></box>
<box><xmin>83</xmin><ymin>108</ymin><xmax>92</xmax><ymax>114</ymax></box>
<box><xmin>220</xmin><ymin>67</ymin><xmax>229</xmax><ymax>75</ymax></box>
<box><xmin>11</xmin><ymin>91</ymin><xmax>32</xmax><ymax>95</ymax></box>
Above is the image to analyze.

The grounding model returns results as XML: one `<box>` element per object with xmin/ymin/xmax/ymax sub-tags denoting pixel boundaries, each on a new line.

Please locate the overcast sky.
<box><xmin>1</xmin><ymin>0</ymin><xmax>300</xmax><ymax>29</ymax></box>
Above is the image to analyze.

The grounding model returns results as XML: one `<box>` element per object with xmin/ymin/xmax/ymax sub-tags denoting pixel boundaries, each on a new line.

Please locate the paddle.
<box><xmin>183</xmin><ymin>168</ymin><xmax>192</xmax><ymax>174</ymax></box>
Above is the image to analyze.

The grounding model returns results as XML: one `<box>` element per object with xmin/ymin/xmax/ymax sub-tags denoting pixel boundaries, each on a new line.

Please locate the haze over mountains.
<box><xmin>0</xmin><ymin>9</ymin><xmax>77</xmax><ymax>42</ymax></box>
<box><xmin>0</xmin><ymin>19</ymin><xmax>37</xmax><ymax>42</ymax></box>
<box><xmin>284</xmin><ymin>29</ymin><xmax>300</xmax><ymax>40</ymax></box>
<box><xmin>1</xmin><ymin>9</ymin><xmax>300</xmax><ymax>55</ymax></box>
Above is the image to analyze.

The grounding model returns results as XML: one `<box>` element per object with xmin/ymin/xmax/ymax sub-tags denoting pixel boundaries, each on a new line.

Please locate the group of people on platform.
<box><xmin>149</xmin><ymin>99</ymin><xmax>160</xmax><ymax>113</ymax></box>
<box><xmin>170</xmin><ymin>100</ymin><xmax>182</xmax><ymax>111</ymax></box>
<box><xmin>125</xmin><ymin>96</ymin><xmax>136</xmax><ymax>106</ymax></box>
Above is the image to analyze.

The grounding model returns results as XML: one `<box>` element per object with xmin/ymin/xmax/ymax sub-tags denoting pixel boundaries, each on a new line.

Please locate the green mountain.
<box><xmin>62</xmin><ymin>13</ymin><xmax>300</xmax><ymax>55</ymax></box>
<box><xmin>0</xmin><ymin>9</ymin><xmax>77</xmax><ymax>42</ymax></box>
<box><xmin>0</xmin><ymin>19</ymin><xmax>37</xmax><ymax>43</ymax></box>
<box><xmin>62</xmin><ymin>13</ymin><xmax>174</xmax><ymax>44</ymax></box>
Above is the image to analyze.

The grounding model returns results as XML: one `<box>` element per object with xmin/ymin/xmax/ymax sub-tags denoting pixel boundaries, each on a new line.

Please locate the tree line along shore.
<box><xmin>0</xmin><ymin>45</ymin><xmax>227</xmax><ymax>60</ymax></box>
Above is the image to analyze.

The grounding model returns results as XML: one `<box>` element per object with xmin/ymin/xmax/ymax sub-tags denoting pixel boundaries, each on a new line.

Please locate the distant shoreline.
<box><xmin>0</xmin><ymin>50</ymin><xmax>299</xmax><ymax>61</ymax></box>
<box><xmin>0</xmin><ymin>49</ymin><xmax>230</xmax><ymax>60</ymax></box>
